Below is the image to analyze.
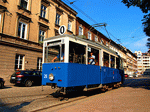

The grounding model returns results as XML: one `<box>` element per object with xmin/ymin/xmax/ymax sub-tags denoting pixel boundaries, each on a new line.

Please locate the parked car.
<box><xmin>10</xmin><ymin>70</ymin><xmax>42</xmax><ymax>87</ymax></box>
<box><xmin>128</xmin><ymin>75</ymin><xmax>133</xmax><ymax>78</ymax></box>
<box><xmin>0</xmin><ymin>77</ymin><xmax>5</xmax><ymax>89</ymax></box>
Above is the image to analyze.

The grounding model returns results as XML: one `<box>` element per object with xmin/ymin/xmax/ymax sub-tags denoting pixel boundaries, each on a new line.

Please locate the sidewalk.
<box><xmin>3</xmin><ymin>76</ymin><xmax>14</xmax><ymax>86</ymax></box>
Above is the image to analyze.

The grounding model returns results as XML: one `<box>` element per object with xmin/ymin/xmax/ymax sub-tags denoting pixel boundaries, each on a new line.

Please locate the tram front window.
<box><xmin>44</xmin><ymin>45</ymin><xmax>65</xmax><ymax>63</ymax></box>
<box><xmin>69</xmin><ymin>41</ymin><xmax>86</xmax><ymax>64</ymax></box>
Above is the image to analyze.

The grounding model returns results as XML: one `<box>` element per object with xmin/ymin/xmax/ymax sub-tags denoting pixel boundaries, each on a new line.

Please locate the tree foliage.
<box><xmin>122</xmin><ymin>0</ymin><xmax>150</xmax><ymax>13</ymax></box>
<box><xmin>122</xmin><ymin>0</ymin><xmax>150</xmax><ymax>48</ymax></box>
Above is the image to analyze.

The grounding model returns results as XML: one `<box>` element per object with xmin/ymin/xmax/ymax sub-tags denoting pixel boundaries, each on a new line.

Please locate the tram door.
<box><xmin>87</xmin><ymin>47</ymin><xmax>101</xmax><ymax>85</ymax></box>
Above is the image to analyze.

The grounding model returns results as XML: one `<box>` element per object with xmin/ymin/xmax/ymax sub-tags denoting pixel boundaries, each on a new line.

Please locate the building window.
<box><xmin>2</xmin><ymin>0</ymin><xmax>7</xmax><ymax>3</ymax></box>
<box><xmin>55</xmin><ymin>13</ymin><xmax>61</xmax><ymax>25</ymax></box>
<box><xmin>101</xmin><ymin>39</ymin><xmax>104</xmax><ymax>44</ymax></box>
<box><xmin>138</xmin><ymin>54</ymin><xmax>141</xmax><ymax>57</ymax></box>
<box><xmin>20</xmin><ymin>0</ymin><xmax>28</xmax><ymax>9</ymax></box>
<box><xmin>79</xmin><ymin>26</ymin><xmax>83</xmax><ymax>35</ymax></box>
<box><xmin>40</xmin><ymin>5</ymin><xmax>47</xmax><ymax>18</ymax></box>
<box><xmin>106</xmin><ymin>42</ymin><xmax>108</xmax><ymax>46</ymax></box>
<box><xmin>39</xmin><ymin>30</ymin><xmax>45</xmax><ymax>42</ymax></box>
<box><xmin>88</xmin><ymin>32</ymin><xmax>91</xmax><ymax>40</ymax></box>
<box><xmin>18</xmin><ymin>22</ymin><xmax>27</xmax><ymax>39</ymax></box>
<box><xmin>95</xmin><ymin>36</ymin><xmax>98</xmax><ymax>42</ymax></box>
<box><xmin>68</xmin><ymin>21</ymin><xmax>72</xmax><ymax>31</ymax></box>
<box><xmin>55</xmin><ymin>29</ymin><xmax>59</xmax><ymax>36</ymax></box>
<box><xmin>37</xmin><ymin>58</ymin><xmax>42</xmax><ymax>70</ymax></box>
<box><xmin>15</xmin><ymin>54</ymin><xmax>24</xmax><ymax>70</ymax></box>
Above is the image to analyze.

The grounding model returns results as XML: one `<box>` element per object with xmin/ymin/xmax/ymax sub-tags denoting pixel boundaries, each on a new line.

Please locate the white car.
<box><xmin>128</xmin><ymin>75</ymin><xmax>133</xmax><ymax>78</ymax></box>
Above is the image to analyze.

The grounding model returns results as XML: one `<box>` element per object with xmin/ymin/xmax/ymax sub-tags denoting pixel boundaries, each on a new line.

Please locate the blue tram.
<box><xmin>42</xmin><ymin>34</ymin><xmax>124</xmax><ymax>94</ymax></box>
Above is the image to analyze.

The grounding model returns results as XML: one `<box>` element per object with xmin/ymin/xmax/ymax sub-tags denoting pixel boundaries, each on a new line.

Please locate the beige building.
<box><xmin>0</xmin><ymin>0</ymin><xmax>77</xmax><ymax>80</ymax></box>
<box><xmin>124</xmin><ymin>49</ymin><xmax>137</xmax><ymax>75</ymax></box>
<box><xmin>135</xmin><ymin>51</ymin><xmax>150</xmax><ymax>75</ymax></box>
<box><xmin>0</xmin><ymin>0</ymin><xmax>137</xmax><ymax>82</ymax></box>
<box><xmin>109</xmin><ymin>42</ymin><xmax>127</xmax><ymax>70</ymax></box>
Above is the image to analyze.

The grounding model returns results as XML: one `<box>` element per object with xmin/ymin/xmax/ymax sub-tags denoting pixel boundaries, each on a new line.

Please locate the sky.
<box><xmin>62</xmin><ymin>0</ymin><xmax>149</xmax><ymax>53</ymax></box>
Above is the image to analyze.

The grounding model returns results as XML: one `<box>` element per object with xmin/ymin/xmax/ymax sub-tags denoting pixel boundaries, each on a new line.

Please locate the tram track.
<box><xmin>0</xmin><ymin>96</ymin><xmax>58</xmax><ymax>107</ymax></box>
<box><xmin>30</xmin><ymin>88</ymin><xmax>116</xmax><ymax>112</ymax></box>
<box><xmin>30</xmin><ymin>95</ymin><xmax>88</xmax><ymax>112</ymax></box>
<box><xmin>0</xmin><ymin>93</ymin><xmax>50</xmax><ymax>100</ymax></box>
<box><xmin>0</xmin><ymin>86</ymin><xmax>121</xmax><ymax>112</ymax></box>
<box><xmin>0</xmin><ymin>92</ymin><xmax>88</xmax><ymax>112</ymax></box>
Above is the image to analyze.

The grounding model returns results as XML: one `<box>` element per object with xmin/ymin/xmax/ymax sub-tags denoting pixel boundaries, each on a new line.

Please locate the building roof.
<box><xmin>52</xmin><ymin>0</ymin><xmax>77</xmax><ymax>16</ymax></box>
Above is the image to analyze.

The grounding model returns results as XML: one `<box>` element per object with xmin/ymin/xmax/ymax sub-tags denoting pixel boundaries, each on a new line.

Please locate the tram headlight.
<box><xmin>49</xmin><ymin>73</ymin><xmax>54</xmax><ymax>81</ymax></box>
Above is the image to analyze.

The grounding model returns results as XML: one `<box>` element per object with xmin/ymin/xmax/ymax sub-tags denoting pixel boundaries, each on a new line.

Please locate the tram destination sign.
<box><xmin>59</xmin><ymin>25</ymin><xmax>66</xmax><ymax>35</ymax></box>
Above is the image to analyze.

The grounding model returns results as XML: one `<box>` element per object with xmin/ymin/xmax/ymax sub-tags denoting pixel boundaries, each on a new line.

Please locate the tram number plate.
<box><xmin>44</xmin><ymin>74</ymin><xmax>47</xmax><ymax>78</ymax></box>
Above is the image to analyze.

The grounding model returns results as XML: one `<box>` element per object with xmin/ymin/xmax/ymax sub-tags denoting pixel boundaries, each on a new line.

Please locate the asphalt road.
<box><xmin>0</xmin><ymin>77</ymin><xmax>150</xmax><ymax>112</ymax></box>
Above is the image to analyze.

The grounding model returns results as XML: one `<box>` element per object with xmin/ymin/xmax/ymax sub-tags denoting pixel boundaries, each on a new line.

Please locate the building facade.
<box><xmin>109</xmin><ymin>41</ymin><xmax>127</xmax><ymax>70</ymax></box>
<box><xmin>0</xmin><ymin>0</ymin><xmax>77</xmax><ymax>80</ymax></box>
<box><xmin>0</xmin><ymin>0</ymin><xmax>137</xmax><ymax>82</ymax></box>
<box><xmin>135</xmin><ymin>51</ymin><xmax>150</xmax><ymax>75</ymax></box>
<box><xmin>125</xmin><ymin>49</ymin><xmax>137</xmax><ymax>75</ymax></box>
<box><xmin>76</xmin><ymin>17</ymin><xmax>110</xmax><ymax>46</ymax></box>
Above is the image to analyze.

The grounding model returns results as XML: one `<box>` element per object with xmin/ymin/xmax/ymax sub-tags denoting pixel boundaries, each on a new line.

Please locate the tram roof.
<box><xmin>44</xmin><ymin>34</ymin><xmax>118</xmax><ymax>57</ymax></box>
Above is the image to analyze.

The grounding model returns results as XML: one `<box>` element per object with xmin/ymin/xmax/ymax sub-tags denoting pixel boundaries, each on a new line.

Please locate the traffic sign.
<box><xmin>59</xmin><ymin>25</ymin><xmax>66</xmax><ymax>35</ymax></box>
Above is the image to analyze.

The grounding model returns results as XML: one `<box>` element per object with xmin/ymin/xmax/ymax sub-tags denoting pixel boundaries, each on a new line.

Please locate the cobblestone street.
<box><xmin>0</xmin><ymin>77</ymin><xmax>150</xmax><ymax>112</ymax></box>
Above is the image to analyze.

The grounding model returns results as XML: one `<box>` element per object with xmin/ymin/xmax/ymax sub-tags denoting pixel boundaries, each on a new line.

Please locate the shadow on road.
<box><xmin>49</xmin><ymin>77</ymin><xmax>150</xmax><ymax>101</ymax></box>
<box><xmin>122</xmin><ymin>77</ymin><xmax>150</xmax><ymax>90</ymax></box>
<box><xmin>0</xmin><ymin>100</ymin><xmax>34</xmax><ymax>112</ymax></box>
<box><xmin>0</xmin><ymin>86</ymin><xmax>12</xmax><ymax>90</ymax></box>
<box><xmin>1</xmin><ymin>77</ymin><xmax>149</xmax><ymax>111</ymax></box>
<box><xmin>50</xmin><ymin>86</ymin><xmax>120</xmax><ymax>101</ymax></box>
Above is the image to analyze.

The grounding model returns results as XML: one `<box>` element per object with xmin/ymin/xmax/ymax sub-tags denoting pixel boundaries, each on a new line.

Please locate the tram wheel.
<box><xmin>0</xmin><ymin>82</ymin><xmax>4</xmax><ymax>89</ymax></box>
<box><xmin>101</xmin><ymin>85</ymin><xmax>107</xmax><ymax>92</ymax></box>
<box><xmin>77</xmin><ymin>86</ymin><xmax>85</xmax><ymax>92</ymax></box>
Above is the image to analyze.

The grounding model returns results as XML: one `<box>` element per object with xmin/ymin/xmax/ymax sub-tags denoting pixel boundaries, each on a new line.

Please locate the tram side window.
<box><xmin>44</xmin><ymin>45</ymin><xmax>65</xmax><ymax>63</ymax></box>
<box><xmin>116</xmin><ymin>58</ymin><xmax>120</xmax><ymax>69</ymax></box>
<box><xmin>69</xmin><ymin>42</ymin><xmax>86</xmax><ymax>64</ymax></box>
<box><xmin>111</xmin><ymin>55</ymin><xmax>115</xmax><ymax>68</ymax></box>
<box><xmin>88</xmin><ymin>48</ymin><xmax>99</xmax><ymax>66</ymax></box>
<box><xmin>103</xmin><ymin>52</ymin><xmax>109</xmax><ymax>67</ymax></box>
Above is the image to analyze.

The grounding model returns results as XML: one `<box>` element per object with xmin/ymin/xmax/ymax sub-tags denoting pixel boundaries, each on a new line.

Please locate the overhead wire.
<box><xmin>63</xmin><ymin>0</ymin><xmax>148</xmax><ymax>53</ymax></box>
<box><xmin>63</xmin><ymin>0</ymin><xmax>98</xmax><ymax>24</ymax></box>
<box><xmin>63</xmin><ymin>0</ymin><xmax>123</xmax><ymax>44</ymax></box>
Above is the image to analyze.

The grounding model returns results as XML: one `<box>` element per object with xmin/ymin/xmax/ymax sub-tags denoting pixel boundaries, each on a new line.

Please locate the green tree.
<box><xmin>122</xmin><ymin>0</ymin><xmax>150</xmax><ymax>48</ymax></box>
